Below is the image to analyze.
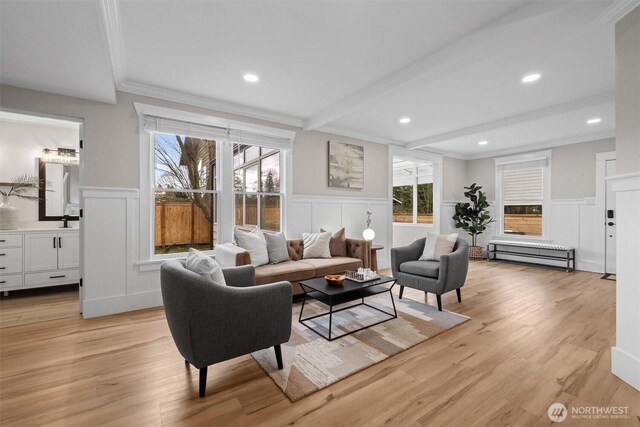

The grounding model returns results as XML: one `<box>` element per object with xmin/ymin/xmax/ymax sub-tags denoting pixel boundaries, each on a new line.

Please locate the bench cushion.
<box><xmin>399</xmin><ymin>260</ymin><xmax>440</xmax><ymax>279</ymax></box>
<box><xmin>489</xmin><ymin>240</ymin><xmax>573</xmax><ymax>251</ymax></box>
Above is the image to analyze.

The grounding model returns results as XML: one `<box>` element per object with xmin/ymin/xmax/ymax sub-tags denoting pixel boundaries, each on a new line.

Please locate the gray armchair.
<box><xmin>160</xmin><ymin>260</ymin><xmax>292</xmax><ymax>397</ymax></box>
<box><xmin>391</xmin><ymin>238</ymin><xmax>469</xmax><ymax>311</ymax></box>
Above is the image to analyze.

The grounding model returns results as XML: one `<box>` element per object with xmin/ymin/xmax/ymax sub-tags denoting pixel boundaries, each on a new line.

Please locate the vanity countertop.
<box><xmin>0</xmin><ymin>227</ymin><xmax>79</xmax><ymax>233</ymax></box>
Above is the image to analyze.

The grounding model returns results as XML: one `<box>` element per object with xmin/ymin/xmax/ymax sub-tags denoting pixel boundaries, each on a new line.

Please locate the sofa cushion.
<box><xmin>265</xmin><ymin>232</ymin><xmax>290</xmax><ymax>264</ymax></box>
<box><xmin>255</xmin><ymin>260</ymin><xmax>316</xmax><ymax>285</ymax></box>
<box><xmin>234</xmin><ymin>227</ymin><xmax>269</xmax><ymax>267</ymax></box>
<box><xmin>299</xmin><ymin>257</ymin><xmax>363</xmax><ymax>277</ymax></box>
<box><xmin>399</xmin><ymin>260</ymin><xmax>440</xmax><ymax>279</ymax></box>
<box><xmin>320</xmin><ymin>228</ymin><xmax>347</xmax><ymax>257</ymax></box>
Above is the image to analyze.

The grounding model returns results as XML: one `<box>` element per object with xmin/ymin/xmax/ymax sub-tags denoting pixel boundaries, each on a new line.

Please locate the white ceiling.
<box><xmin>0</xmin><ymin>0</ymin><xmax>624</xmax><ymax>158</ymax></box>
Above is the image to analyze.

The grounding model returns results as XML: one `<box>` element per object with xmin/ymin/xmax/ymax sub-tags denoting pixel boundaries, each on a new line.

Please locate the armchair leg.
<box><xmin>399</xmin><ymin>286</ymin><xmax>404</xmax><ymax>299</ymax></box>
<box><xmin>456</xmin><ymin>288</ymin><xmax>462</xmax><ymax>303</ymax></box>
<box><xmin>436</xmin><ymin>295</ymin><xmax>442</xmax><ymax>311</ymax></box>
<box><xmin>199</xmin><ymin>367</ymin><xmax>208</xmax><ymax>397</ymax></box>
<box><xmin>274</xmin><ymin>344</ymin><xmax>284</xmax><ymax>370</ymax></box>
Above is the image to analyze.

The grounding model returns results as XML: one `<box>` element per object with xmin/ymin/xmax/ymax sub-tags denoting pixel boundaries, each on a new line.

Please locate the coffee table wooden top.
<box><xmin>299</xmin><ymin>275</ymin><xmax>395</xmax><ymax>296</ymax></box>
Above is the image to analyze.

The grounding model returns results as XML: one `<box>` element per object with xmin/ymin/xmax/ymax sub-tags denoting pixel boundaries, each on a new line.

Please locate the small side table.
<box><xmin>370</xmin><ymin>244</ymin><xmax>384</xmax><ymax>272</ymax></box>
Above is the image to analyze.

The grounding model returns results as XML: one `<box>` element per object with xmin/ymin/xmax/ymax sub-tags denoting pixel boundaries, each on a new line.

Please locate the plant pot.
<box><xmin>469</xmin><ymin>245</ymin><xmax>483</xmax><ymax>260</ymax></box>
<box><xmin>0</xmin><ymin>195</ymin><xmax>19</xmax><ymax>230</ymax></box>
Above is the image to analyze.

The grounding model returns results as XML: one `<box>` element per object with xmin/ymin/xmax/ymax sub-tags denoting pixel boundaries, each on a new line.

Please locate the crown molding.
<box><xmin>121</xmin><ymin>80</ymin><xmax>304</xmax><ymax>128</ymax></box>
<box><xmin>594</xmin><ymin>0</ymin><xmax>640</xmax><ymax>25</ymax></box>
<box><xmin>97</xmin><ymin>0</ymin><xmax>125</xmax><ymax>89</ymax></box>
<box><xmin>463</xmin><ymin>131</ymin><xmax>615</xmax><ymax>160</ymax></box>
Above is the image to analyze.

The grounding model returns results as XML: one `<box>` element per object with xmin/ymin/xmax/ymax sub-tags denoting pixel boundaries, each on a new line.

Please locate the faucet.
<box><xmin>62</xmin><ymin>215</ymin><xmax>70</xmax><ymax>228</ymax></box>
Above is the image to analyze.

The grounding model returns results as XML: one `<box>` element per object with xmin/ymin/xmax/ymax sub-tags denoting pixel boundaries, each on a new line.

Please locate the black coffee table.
<box><xmin>298</xmin><ymin>275</ymin><xmax>397</xmax><ymax>341</ymax></box>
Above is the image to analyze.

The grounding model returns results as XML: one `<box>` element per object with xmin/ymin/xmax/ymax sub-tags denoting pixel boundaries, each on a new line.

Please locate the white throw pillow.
<box><xmin>302</xmin><ymin>231</ymin><xmax>332</xmax><ymax>259</ymax></box>
<box><xmin>234</xmin><ymin>227</ymin><xmax>269</xmax><ymax>267</ymax></box>
<box><xmin>419</xmin><ymin>233</ymin><xmax>458</xmax><ymax>261</ymax></box>
<box><xmin>185</xmin><ymin>248</ymin><xmax>226</xmax><ymax>286</ymax></box>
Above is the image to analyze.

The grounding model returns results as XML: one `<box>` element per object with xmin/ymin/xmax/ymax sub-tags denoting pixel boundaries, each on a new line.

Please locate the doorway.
<box><xmin>0</xmin><ymin>111</ymin><xmax>83</xmax><ymax>328</ymax></box>
<box><xmin>604</xmin><ymin>159</ymin><xmax>617</xmax><ymax>276</ymax></box>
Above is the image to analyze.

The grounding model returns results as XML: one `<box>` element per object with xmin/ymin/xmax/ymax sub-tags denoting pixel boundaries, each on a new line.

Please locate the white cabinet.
<box><xmin>0</xmin><ymin>229</ymin><xmax>79</xmax><ymax>292</ymax></box>
<box><xmin>25</xmin><ymin>231</ymin><xmax>79</xmax><ymax>271</ymax></box>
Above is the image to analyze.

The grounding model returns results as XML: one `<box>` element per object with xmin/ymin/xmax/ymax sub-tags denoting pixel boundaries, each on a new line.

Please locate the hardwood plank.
<box><xmin>1</xmin><ymin>261</ymin><xmax>638</xmax><ymax>426</ymax></box>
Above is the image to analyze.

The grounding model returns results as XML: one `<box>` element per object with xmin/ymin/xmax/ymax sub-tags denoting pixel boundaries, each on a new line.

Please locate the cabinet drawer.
<box><xmin>25</xmin><ymin>269</ymin><xmax>79</xmax><ymax>287</ymax></box>
<box><xmin>0</xmin><ymin>248</ymin><xmax>23</xmax><ymax>274</ymax></box>
<box><xmin>0</xmin><ymin>274</ymin><xmax>23</xmax><ymax>289</ymax></box>
<box><xmin>0</xmin><ymin>234</ymin><xmax>22</xmax><ymax>248</ymax></box>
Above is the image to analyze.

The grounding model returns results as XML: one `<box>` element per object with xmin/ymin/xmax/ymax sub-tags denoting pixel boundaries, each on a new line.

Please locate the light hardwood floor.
<box><xmin>0</xmin><ymin>285</ymin><xmax>79</xmax><ymax>329</ymax></box>
<box><xmin>1</xmin><ymin>261</ymin><xmax>638</xmax><ymax>426</ymax></box>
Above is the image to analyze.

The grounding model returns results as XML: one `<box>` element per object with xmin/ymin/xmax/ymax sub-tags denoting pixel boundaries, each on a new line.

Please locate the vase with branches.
<box><xmin>452</xmin><ymin>183</ymin><xmax>494</xmax><ymax>258</ymax></box>
<box><xmin>0</xmin><ymin>175</ymin><xmax>43</xmax><ymax>230</ymax></box>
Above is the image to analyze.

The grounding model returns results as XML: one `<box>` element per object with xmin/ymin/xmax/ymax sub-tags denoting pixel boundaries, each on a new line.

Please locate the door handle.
<box><xmin>49</xmin><ymin>275</ymin><xmax>66</xmax><ymax>279</ymax></box>
<box><xmin>607</xmin><ymin>222</ymin><xmax>615</xmax><ymax>226</ymax></box>
<box><xmin>0</xmin><ymin>239</ymin><xmax>5</xmax><ymax>242</ymax></box>
<box><xmin>0</xmin><ymin>267</ymin><xmax>5</xmax><ymax>270</ymax></box>
<box><xmin>0</xmin><ymin>254</ymin><xmax>5</xmax><ymax>256</ymax></box>
<box><xmin>53</xmin><ymin>237</ymin><xmax>57</xmax><ymax>249</ymax></box>
<box><xmin>0</xmin><ymin>281</ymin><xmax>5</xmax><ymax>284</ymax></box>
<box><xmin>58</xmin><ymin>237</ymin><xmax>62</xmax><ymax>248</ymax></box>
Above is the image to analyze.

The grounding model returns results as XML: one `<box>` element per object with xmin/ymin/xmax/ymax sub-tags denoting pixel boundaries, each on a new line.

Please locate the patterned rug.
<box><xmin>252</xmin><ymin>294</ymin><xmax>470</xmax><ymax>402</ymax></box>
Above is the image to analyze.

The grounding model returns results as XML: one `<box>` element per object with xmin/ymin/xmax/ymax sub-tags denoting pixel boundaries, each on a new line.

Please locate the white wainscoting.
<box><xmin>287</xmin><ymin>195</ymin><xmax>391</xmax><ymax>269</ymax></box>
<box><xmin>81</xmin><ymin>187</ymin><xmax>163</xmax><ymax>318</ymax></box>
<box><xmin>441</xmin><ymin>199</ymin><xmax>603</xmax><ymax>273</ymax></box>
<box><xmin>610</xmin><ymin>173</ymin><xmax>640</xmax><ymax>391</ymax></box>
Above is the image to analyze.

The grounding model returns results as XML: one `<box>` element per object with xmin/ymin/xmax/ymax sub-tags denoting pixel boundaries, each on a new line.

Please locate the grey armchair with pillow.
<box><xmin>391</xmin><ymin>237</ymin><xmax>469</xmax><ymax>311</ymax></box>
<box><xmin>160</xmin><ymin>260</ymin><xmax>292</xmax><ymax>397</ymax></box>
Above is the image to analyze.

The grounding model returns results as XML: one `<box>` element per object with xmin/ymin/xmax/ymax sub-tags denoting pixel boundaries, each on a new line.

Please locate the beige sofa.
<box><xmin>216</xmin><ymin>238</ymin><xmax>371</xmax><ymax>295</ymax></box>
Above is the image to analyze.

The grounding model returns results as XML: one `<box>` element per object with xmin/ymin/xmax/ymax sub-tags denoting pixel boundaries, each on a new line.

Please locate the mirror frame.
<box><xmin>38</xmin><ymin>159</ymin><xmax>80</xmax><ymax>221</ymax></box>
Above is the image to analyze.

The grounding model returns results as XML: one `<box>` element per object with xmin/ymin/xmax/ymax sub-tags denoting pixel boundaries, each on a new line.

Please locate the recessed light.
<box><xmin>521</xmin><ymin>73</ymin><xmax>541</xmax><ymax>83</ymax></box>
<box><xmin>478</xmin><ymin>140</ymin><xmax>488</xmax><ymax>146</ymax></box>
<box><xmin>243</xmin><ymin>73</ymin><xmax>259</xmax><ymax>83</ymax></box>
<box><xmin>587</xmin><ymin>117</ymin><xmax>602</xmax><ymax>125</ymax></box>
<box><xmin>399</xmin><ymin>117</ymin><xmax>411</xmax><ymax>124</ymax></box>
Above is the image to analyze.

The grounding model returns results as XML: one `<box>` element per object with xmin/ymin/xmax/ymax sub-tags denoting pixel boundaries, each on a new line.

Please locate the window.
<box><xmin>154</xmin><ymin>133</ymin><xmax>218</xmax><ymax>255</ymax></box>
<box><xmin>393</xmin><ymin>158</ymin><xmax>433</xmax><ymax>224</ymax></box>
<box><xmin>137</xmin><ymin>103</ymin><xmax>294</xmax><ymax>261</ymax></box>
<box><xmin>496</xmin><ymin>152</ymin><xmax>550</xmax><ymax>238</ymax></box>
<box><xmin>233</xmin><ymin>144</ymin><xmax>281</xmax><ymax>231</ymax></box>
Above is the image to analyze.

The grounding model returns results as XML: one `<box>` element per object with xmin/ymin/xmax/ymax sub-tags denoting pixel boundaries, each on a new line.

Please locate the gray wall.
<box><xmin>467</xmin><ymin>157</ymin><xmax>495</xmax><ymax>200</ymax></box>
<box><xmin>616</xmin><ymin>6</ymin><xmax>640</xmax><ymax>175</ymax></box>
<box><xmin>442</xmin><ymin>156</ymin><xmax>467</xmax><ymax>201</ymax></box>
<box><xmin>0</xmin><ymin>85</ymin><xmax>388</xmax><ymax>197</ymax></box>
<box><xmin>551</xmin><ymin>138</ymin><xmax>615</xmax><ymax>198</ymax></box>
<box><xmin>292</xmin><ymin>130</ymin><xmax>388</xmax><ymax>198</ymax></box>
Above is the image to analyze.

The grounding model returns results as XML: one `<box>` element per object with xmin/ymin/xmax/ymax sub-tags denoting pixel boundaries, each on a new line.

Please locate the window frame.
<box><xmin>494</xmin><ymin>150</ymin><xmax>551</xmax><ymax>240</ymax></box>
<box><xmin>392</xmin><ymin>160</ymin><xmax>434</xmax><ymax>225</ymax></box>
<box><xmin>135</xmin><ymin>102</ymin><xmax>295</xmax><ymax>267</ymax></box>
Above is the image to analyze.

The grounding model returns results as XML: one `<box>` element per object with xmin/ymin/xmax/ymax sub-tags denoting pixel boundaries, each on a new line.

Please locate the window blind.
<box><xmin>503</xmin><ymin>167</ymin><xmax>543</xmax><ymax>205</ymax></box>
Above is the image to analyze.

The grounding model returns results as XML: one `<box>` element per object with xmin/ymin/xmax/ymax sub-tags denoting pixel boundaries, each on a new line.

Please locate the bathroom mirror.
<box><xmin>39</xmin><ymin>159</ymin><xmax>80</xmax><ymax>220</ymax></box>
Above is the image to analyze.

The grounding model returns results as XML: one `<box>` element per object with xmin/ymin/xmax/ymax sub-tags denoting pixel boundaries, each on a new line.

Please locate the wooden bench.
<box><xmin>487</xmin><ymin>240</ymin><xmax>575</xmax><ymax>272</ymax></box>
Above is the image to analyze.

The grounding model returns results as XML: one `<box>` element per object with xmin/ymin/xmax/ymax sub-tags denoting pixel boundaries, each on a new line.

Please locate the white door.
<box><xmin>58</xmin><ymin>232</ymin><xmax>80</xmax><ymax>269</ymax></box>
<box><xmin>25</xmin><ymin>233</ymin><xmax>59</xmax><ymax>272</ymax></box>
<box><xmin>605</xmin><ymin>159</ymin><xmax>616</xmax><ymax>275</ymax></box>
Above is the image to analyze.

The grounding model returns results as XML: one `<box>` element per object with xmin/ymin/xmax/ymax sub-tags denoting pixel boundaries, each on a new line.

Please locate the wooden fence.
<box><xmin>155</xmin><ymin>201</ymin><xmax>212</xmax><ymax>247</ymax></box>
<box><xmin>393</xmin><ymin>213</ymin><xmax>433</xmax><ymax>224</ymax></box>
<box><xmin>504</xmin><ymin>214</ymin><xmax>542</xmax><ymax>236</ymax></box>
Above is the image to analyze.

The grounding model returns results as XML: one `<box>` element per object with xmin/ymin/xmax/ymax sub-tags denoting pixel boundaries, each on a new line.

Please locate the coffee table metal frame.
<box><xmin>298</xmin><ymin>275</ymin><xmax>397</xmax><ymax>341</ymax></box>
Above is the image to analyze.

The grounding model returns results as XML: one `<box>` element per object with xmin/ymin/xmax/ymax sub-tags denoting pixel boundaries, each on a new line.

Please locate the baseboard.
<box><xmin>83</xmin><ymin>290</ymin><xmax>163</xmax><ymax>318</ymax></box>
<box><xmin>611</xmin><ymin>346</ymin><xmax>640</xmax><ymax>391</ymax></box>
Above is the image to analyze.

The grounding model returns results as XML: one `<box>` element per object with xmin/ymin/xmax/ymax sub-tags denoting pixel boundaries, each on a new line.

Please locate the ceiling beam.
<box><xmin>303</xmin><ymin>0</ymin><xmax>592</xmax><ymax>131</ymax></box>
<box><xmin>405</xmin><ymin>91</ymin><xmax>614</xmax><ymax>150</ymax></box>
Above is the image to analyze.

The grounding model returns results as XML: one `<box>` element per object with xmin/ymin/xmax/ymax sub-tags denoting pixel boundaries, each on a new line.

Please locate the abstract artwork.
<box><xmin>328</xmin><ymin>141</ymin><xmax>364</xmax><ymax>189</ymax></box>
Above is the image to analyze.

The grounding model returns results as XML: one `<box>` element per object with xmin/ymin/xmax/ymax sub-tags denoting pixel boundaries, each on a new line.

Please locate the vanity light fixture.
<box><xmin>42</xmin><ymin>148</ymin><xmax>79</xmax><ymax>164</ymax></box>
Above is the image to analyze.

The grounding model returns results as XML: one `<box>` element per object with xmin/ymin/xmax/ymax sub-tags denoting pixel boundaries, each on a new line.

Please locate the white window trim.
<box><xmin>388</xmin><ymin>146</ymin><xmax>443</xmax><ymax>234</ymax></box>
<box><xmin>135</xmin><ymin>103</ymin><xmax>295</xmax><ymax>263</ymax></box>
<box><xmin>494</xmin><ymin>150</ymin><xmax>552</xmax><ymax>240</ymax></box>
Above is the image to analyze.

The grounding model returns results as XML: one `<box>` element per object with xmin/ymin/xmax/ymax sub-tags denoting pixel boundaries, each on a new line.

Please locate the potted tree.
<box><xmin>452</xmin><ymin>183</ymin><xmax>494</xmax><ymax>259</ymax></box>
<box><xmin>0</xmin><ymin>175</ymin><xmax>43</xmax><ymax>230</ymax></box>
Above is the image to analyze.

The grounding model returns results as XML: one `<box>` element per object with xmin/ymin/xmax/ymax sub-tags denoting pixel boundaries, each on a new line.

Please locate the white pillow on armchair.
<box><xmin>419</xmin><ymin>233</ymin><xmax>458</xmax><ymax>261</ymax></box>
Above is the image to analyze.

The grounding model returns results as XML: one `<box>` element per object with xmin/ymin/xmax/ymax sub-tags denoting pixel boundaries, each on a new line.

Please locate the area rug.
<box><xmin>252</xmin><ymin>294</ymin><xmax>470</xmax><ymax>402</ymax></box>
